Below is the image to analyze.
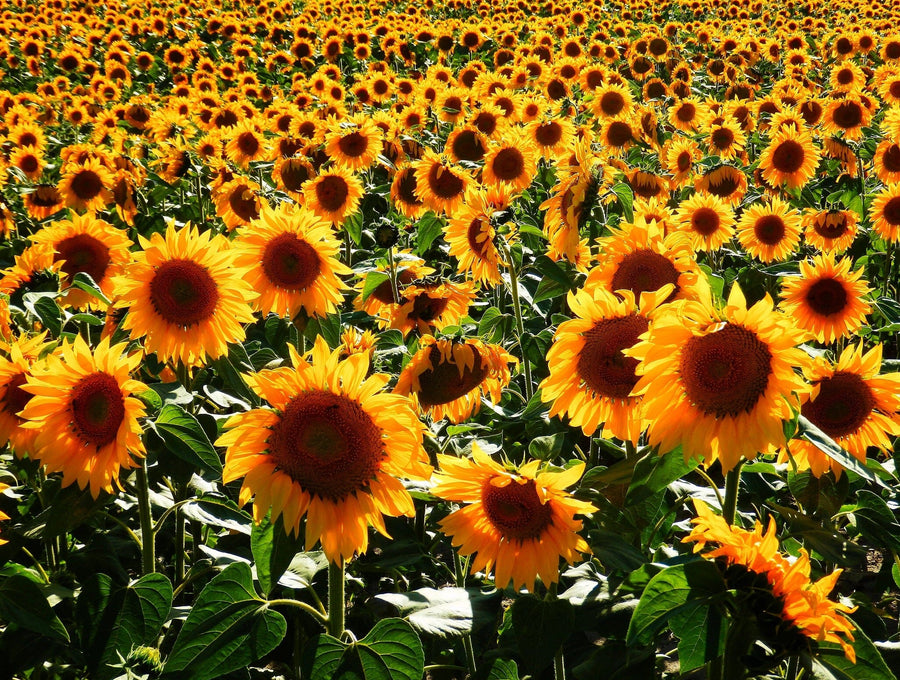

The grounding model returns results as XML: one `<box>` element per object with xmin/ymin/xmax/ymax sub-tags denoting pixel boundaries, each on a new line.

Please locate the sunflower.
<box><xmin>736</xmin><ymin>197</ymin><xmax>803</xmax><ymax>262</ymax></box>
<box><xmin>528</xmin><ymin>116</ymin><xmax>574</xmax><ymax>160</ymax></box>
<box><xmin>23</xmin><ymin>185</ymin><xmax>66</xmax><ymax>222</ymax></box>
<box><xmin>0</xmin><ymin>244</ymin><xmax>60</xmax><ymax>305</ymax></box>
<box><xmin>413</xmin><ymin>151</ymin><xmax>472</xmax><ymax>216</ymax></box>
<box><xmin>664</xmin><ymin>136</ymin><xmax>701</xmax><ymax>187</ymax></box>
<box><xmin>669</xmin><ymin>97</ymin><xmax>706</xmax><ymax>132</ymax></box>
<box><xmin>592</xmin><ymin>82</ymin><xmax>634</xmax><ymax>120</ymax></box>
<box><xmin>781</xmin><ymin>343</ymin><xmax>900</xmax><ymax>477</ymax></box>
<box><xmin>445</xmin><ymin>126</ymin><xmax>488</xmax><ymax>164</ymax></box>
<box><xmin>803</xmin><ymin>209</ymin><xmax>858</xmax><ymax>254</ymax></box>
<box><xmin>780</xmin><ymin>253</ymin><xmax>871</xmax><ymax>344</ymax></box>
<box><xmin>30</xmin><ymin>212</ymin><xmax>132</xmax><ymax>310</ymax></box>
<box><xmin>586</xmin><ymin>217</ymin><xmax>707</xmax><ymax>304</ymax></box>
<box><xmin>57</xmin><ymin>158</ymin><xmax>114</xmax><ymax>213</ymax></box>
<box><xmin>272</xmin><ymin>156</ymin><xmax>315</xmax><ymax>201</ymax></box>
<box><xmin>390</xmin><ymin>165</ymin><xmax>428</xmax><ymax>220</ymax></box>
<box><xmin>0</xmin><ymin>201</ymin><xmax>15</xmax><ymax>238</ymax></box>
<box><xmin>431</xmin><ymin>443</ymin><xmax>596</xmax><ymax>592</ymax></box>
<box><xmin>324</xmin><ymin>116</ymin><xmax>382</xmax><ymax>172</ymax></box>
<box><xmin>114</xmin><ymin>222</ymin><xmax>257</xmax><ymax>368</ymax></box>
<box><xmin>224</xmin><ymin>119</ymin><xmax>269</xmax><ymax>168</ymax></box>
<box><xmin>674</xmin><ymin>192</ymin><xmax>736</xmax><ymax>251</ymax></box>
<box><xmin>695</xmin><ymin>165</ymin><xmax>748</xmax><ymax>206</ymax></box>
<box><xmin>481</xmin><ymin>131</ymin><xmax>538</xmax><ymax>193</ymax></box>
<box><xmin>541</xmin><ymin>174</ymin><xmax>593</xmax><ymax>272</ymax></box>
<box><xmin>339</xmin><ymin>327</ymin><xmax>376</xmax><ymax>359</ymax></box>
<box><xmin>218</xmin><ymin>337</ymin><xmax>430</xmax><ymax>564</ymax></box>
<box><xmin>303</xmin><ymin>166</ymin><xmax>365</xmax><ymax>227</ymax></box>
<box><xmin>0</xmin><ymin>332</ymin><xmax>54</xmax><ymax>457</ymax></box>
<box><xmin>822</xmin><ymin>95</ymin><xmax>872</xmax><ymax>141</ymax></box>
<box><xmin>685</xmin><ymin>500</ymin><xmax>856</xmax><ymax>662</ymax></box>
<box><xmin>598</xmin><ymin>116</ymin><xmax>638</xmax><ymax>155</ymax></box>
<box><xmin>394</xmin><ymin>336</ymin><xmax>516</xmax><ymax>423</ymax></box>
<box><xmin>9</xmin><ymin>147</ymin><xmax>44</xmax><ymax>181</ymax></box>
<box><xmin>629</xmin><ymin>284</ymin><xmax>809</xmax><ymax>472</ymax></box>
<box><xmin>541</xmin><ymin>285</ymin><xmax>672</xmax><ymax>443</ymax></box>
<box><xmin>705</xmin><ymin>119</ymin><xmax>747</xmax><ymax>161</ymax></box>
<box><xmin>758</xmin><ymin>125</ymin><xmax>820</xmax><ymax>190</ymax></box>
<box><xmin>870</xmin><ymin>184</ymin><xmax>900</xmax><ymax>242</ymax></box>
<box><xmin>873</xmin><ymin>140</ymin><xmax>900</xmax><ymax>185</ymax></box>
<box><xmin>214</xmin><ymin>177</ymin><xmax>264</xmax><ymax>231</ymax></box>
<box><xmin>354</xmin><ymin>254</ymin><xmax>434</xmax><ymax>322</ymax></box>
<box><xmin>390</xmin><ymin>279</ymin><xmax>477</xmax><ymax>336</ymax></box>
<box><xmin>445</xmin><ymin>187</ymin><xmax>511</xmax><ymax>285</ymax></box>
<box><xmin>19</xmin><ymin>336</ymin><xmax>147</xmax><ymax>498</ymax></box>
<box><xmin>232</xmin><ymin>202</ymin><xmax>350</xmax><ymax>319</ymax></box>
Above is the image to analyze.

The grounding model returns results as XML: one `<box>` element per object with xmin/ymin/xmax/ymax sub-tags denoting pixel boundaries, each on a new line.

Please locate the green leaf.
<box><xmin>33</xmin><ymin>295</ymin><xmax>62</xmax><ymax>336</ymax></box>
<box><xmin>71</xmin><ymin>272</ymin><xmax>112</xmax><ymax>306</ymax></box>
<box><xmin>804</xmin><ymin>627</ymin><xmax>895</xmax><ymax>680</ymax></box>
<box><xmin>416</xmin><ymin>213</ymin><xmax>444</xmax><ymax>255</ymax></box>
<box><xmin>485</xmin><ymin>658</ymin><xmax>519</xmax><ymax>680</ymax></box>
<box><xmin>163</xmin><ymin>562</ymin><xmax>287</xmax><ymax>680</ymax></box>
<box><xmin>375</xmin><ymin>587</ymin><xmax>502</xmax><ymax>638</ymax></box>
<box><xmin>181</xmin><ymin>493</ymin><xmax>252</xmax><ymax>535</ymax></box>
<box><xmin>251</xmin><ymin>513</ymin><xmax>304</xmax><ymax>595</ymax></box>
<box><xmin>361</xmin><ymin>271</ymin><xmax>391</xmax><ymax>302</ymax></box>
<box><xmin>626</xmin><ymin>560</ymin><xmax>726</xmax><ymax>646</ymax></box>
<box><xmin>302</xmin><ymin>618</ymin><xmax>425</xmax><ymax>680</ymax></box>
<box><xmin>152</xmin><ymin>404</ymin><xmax>222</xmax><ymax>474</ymax></box>
<box><xmin>0</xmin><ymin>575</ymin><xmax>70</xmax><ymax>643</ymax></box>
<box><xmin>849</xmin><ymin>491</ymin><xmax>900</xmax><ymax>553</ymax></box>
<box><xmin>797</xmin><ymin>416</ymin><xmax>881</xmax><ymax>486</ymax></box>
<box><xmin>626</xmin><ymin>446</ymin><xmax>698</xmax><ymax>505</ymax></box>
<box><xmin>670</xmin><ymin>600</ymin><xmax>726</xmax><ymax>672</ymax></box>
<box><xmin>528</xmin><ymin>432</ymin><xmax>566</xmax><ymax>460</ymax></box>
<box><xmin>612</xmin><ymin>182</ymin><xmax>634</xmax><ymax>221</ymax></box>
<box><xmin>345</xmin><ymin>211</ymin><xmax>364</xmax><ymax>246</ymax></box>
<box><xmin>511</xmin><ymin>595</ymin><xmax>575</xmax><ymax>674</ymax></box>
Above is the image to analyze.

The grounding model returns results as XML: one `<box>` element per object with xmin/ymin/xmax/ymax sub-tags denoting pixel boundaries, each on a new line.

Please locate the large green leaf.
<box><xmin>151</xmin><ymin>404</ymin><xmax>222</xmax><ymax>474</ymax></box>
<box><xmin>0</xmin><ymin>575</ymin><xmax>69</xmax><ymax>643</ymax></box>
<box><xmin>626</xmin><ymin>560</ymin><xmax>726</xmax><ymax>646</ymax></box>
<box><xmin>511</xmin><ymin>595</ymin><xmax>575</xmax><ymax>674</ymax></box>
<box><xmin>375</xmin><ymin>587</ymin><xmax>502</xmax><ymax>638</ymax></box>
<box><xmin>670</xmin><ymin>600</ymin><xmax>726</xmax><ymax>672</ymax></box>
<box><xmin>302</xmin><ymin>618</ymin><xmax>425</xmax><ymax>680</ymax></box>
<box><xmin>251</xmin><ymin>513</ymin><xmax>304</xmax><ymax>595</ymax></box>
<box><xmin>797</xmin><ymin>416</ymin><xmax>880</xmax><ymax>486</ymax></box>
<box><xmin>626</xmin><ymin>446</ymin><xmax>698</xmax><ymax>505</ymax></box>
<box><xmin>804</xmin><ymin>627</ymin><xmax>896</xmax><ymax>680</ymax></box>
<box><xmin>163</xmin><ymin>562</ymin><xmax>287</xmax><ymax>680</ymax></box>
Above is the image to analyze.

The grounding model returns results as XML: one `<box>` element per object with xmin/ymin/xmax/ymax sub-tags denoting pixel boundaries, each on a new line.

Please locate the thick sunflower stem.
<box><xmin>883</xmin><ymin>240</ymin><xmax>894</xmax><ymax>298</ymax></box>
<box><xmin>327</xmin><ymin>560</ymin><xmax>346</xmax><ymax>639</ymax></box>
<box><xmin>136</xmin><ymin>458</ymin><xmax>155</xmax><ymax>575</ymax></box>
<box><xmin>387</xmin><ymin>246</ymin><xmax>401</xmax><ymax>306</ymax></box>
<box><xmin>722</xmin><ymin>459</ymin><xmax>744</xmax><ymax>526</ymax></box>
<box><xmin>503</xmin><ymin>244</ymin><xmax>533</xmax><ymax>402</ymax></box>
<box><xmin>547</xmin><ymin>583</ymin><xmax>566</xmax><ymax>680</ymax></box>
<box><xmin>452</xmin><ymin>550</ymin><xmax>477</xmax><ymax>678</ymax></box>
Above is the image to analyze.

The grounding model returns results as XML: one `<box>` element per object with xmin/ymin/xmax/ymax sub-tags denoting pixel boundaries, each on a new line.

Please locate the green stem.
<box><xmin>453</xmin><ymin>550</ymin><xmax>477</xmax><ymax>678</ymax></box>
<box><xmin>136</xmin><ymin>458</ymin><xmax>155</xmax><ymax>574</ymax></box>
<box><xmin>693</xmin><ymin>467</ymin><xmax>725</xmax><ymax>511</ymax></box>
<box><xmin>553</xmin><ymin>647</ymin><xmax>566</xmax><ymax>680</ymax></box>
<box><xmin>268</xmin><ymin>598</ymin><xmax>329</xmax><ymax>625</ymax></box>
<box><xmin>624</xmin><ymin>440</ymin><xmax>637</xmax><ymax>459</ymax></box>
<box><xmin>327</xmin><ymin>560</ymin><xmax>346</xmax><ymax>638</ymax></box>
<box><xmin>101</xmin><ymin>511</ymin><xmax>144</xmax><ymax>549</ymax></box>
<box><xmin>20</xmin><ymin>547</ymin><xmax>51</xmax><ymax>583</ymax></box>
<box><xmin>503</xmin><ymin>243</ymin><xmax>533</xmax><ymax>401</ymax></box>
<box><xmin>884</xmin><ymin>240</ymin><xmax>894</xmax><ymax>298</ymax></box>
<box><xmin>722</xmin><ymin>459</ymin><xmax>744</xmax><ymax>526</ymax></box>
<box><xmin>786</xmin><ymin>654</ymin><xmax>800</xmax><ymax>680</ymax></box>
<box><xmin>387</xmin><ymin>246</ymin><xmax>401</xmax><ymax>304</ymax></box>
<box><xmin>174</xmin><ymin>506</ymin><xmax>185</xmax><ymax>585</ymax></box>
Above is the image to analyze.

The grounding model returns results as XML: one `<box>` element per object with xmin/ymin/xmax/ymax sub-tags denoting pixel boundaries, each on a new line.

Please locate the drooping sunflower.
<box><xmin>390</xmin><ymin>279</ymin><xmax>477</xmax><ymax>336</ymax></box>
<box><xmin>57</xmin><ymin>158</ymin><xmax>114</xmax><ymax>213</ymax></box>
<box><xmin>218</xmin><ymin>337</ymin><xmax>431</xmax><ymax>564</ymax></box>
<box><xmin>736</xmin><ymin>197</ymin><xmax>803</xmax><ymax>262</ymax></box>
<box><xmin>758</xmin><ymin>125</ymin><xmax>820</xmax><ymax>190</ymax></box>
<box><xmin>354</xmin><ymin>254</ymin><xmax>434</xmax><ymax>323</ymax></box>
<box><xmin>629</xmin><ymin>284</ymin><xmax>809</xmax><ymax>472</ymax></box>
<box><xmin>444</xmin><ymin>187</ymin><xmax>512</xmax><ymax>285</ymax></box>
<box><xmin>272</xmin><ymin>157</ymin><xmax>315</xmax><ymax>202</ymax></box>
<box><xmin>232</xmin><ymin>202</ymin><xmax>350</xmax><ymax>320</ymax></box>
<box><xmin>394</xmin><ymin>336</ymin><xmax>516</xmax><ymax>423</ymax></box>
<box><xmin>0</xmin><ymin>244</ymin><xmax>60</xmax><ymax>305</ymax></box>
<box><xmin>780</xmin><ymin>253</ymin><xmax>871</xmax><ymax>344</ymax></box>
<box><xmin>214</xmin><ymin>177</ymin><xmax>264</xmax><ymax>231</ymax></box>
<box><xmin>413</xmin><ymin>151</ymin><xmax>472</xmax><ymax>216</ymax></box>
<box><xmin>481</xmin><ymin>131</ymin><xmax>539</xmax><ymax>193</ymax></box>
<box><xmin>870</xmin><ymin>184</ymin><xmax>900</xmax><ymax>242</ymax></box>
<box><xmin>303</xmin><ymin>166</ymin><xmax>365</xmax><ymax>227</ymax></box>
<box><xmin>781</xmin><ymin>343</ymin><xmax>900</xmax><ymax>478</ymax></box>
<box><xmin>114</xmin><ymin>222</ymin><xmax>257</xmax><ymax>368</ymax></box>
<box><xmin>0</xmin><ymin>332</ymin><xmax>54</xmax><ymax>457</ymax></box>
<box><xmin>431</xmin><ymin>443</ymin><xmax>596</xmax><ymax>592</ymax></box>
<box><xmin>803</xmin><ymin>209</ymin><xmax>859</xmax><ymax>254</ymax></box>
<box><xmin>23</xmin><ymin>185</ymin><xmax>65</xmax><ymax>222</ymax></box>
<box><xmin>19</xmin><ymin>336</ymin><xmax>147</xmax><ymax>498</ymax></box>
<box><xmin>30</xmin><ymin>212</ymin><xmax>132</xmax><ymax>310</ymax></box>
<box><xmin>695</xmin><ymin>165</ymin><xmax>748</xmax><ymax>206</ymax></box>
<box><xmin>685</xmin><ymin>500</ymin><xmax>856</xmax><ymax>662</ymax></box>
<box><xmin>586</xmin><ymin>217</ymin><xmax>708</xmax><ymax>304</ymax></box>
<box><xmin>674</xmin><ymin>192</ymin><xmax>736</xmax><ymax>251</ymax></box>
<box><xmin>541</xmin><ymin>285</ymin><xmax>673</xmax><ymax>443</ymax></box>
<box><xmin>541</xmin><ymin>173</ymin><xmax>593</xmax><ymax>272</ymax></box>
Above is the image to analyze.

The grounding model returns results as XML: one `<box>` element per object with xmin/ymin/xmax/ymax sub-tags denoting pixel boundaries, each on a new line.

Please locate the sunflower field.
<box><xmin>5</xmin><ymin>0</ymin><xmax>900</xmax><ymax>678</ymax></box>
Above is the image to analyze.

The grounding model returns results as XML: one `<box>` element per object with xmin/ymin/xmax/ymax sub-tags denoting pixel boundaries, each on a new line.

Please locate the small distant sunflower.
<box><xmin>674</xmin><ymin>193</ymin><xmax>736</xmax><ymax>251</ymax></box>
<box><xmin>586</xmin><ymin>217</ymin><xmax>707</xmax><ymax>304</ymax></box>
<box><xmin>232</xmin><ymin>203</ymin><xmax>350</xmax><ymax>319</ymax></box>
<box><xmin>23</xmin><ymin>185</ymin><xmax>65</xmax><ymax>221</ymax></box>
<box><xmin>395</xmin><ymin>336</ymin><xmax>516</xmax><ymax>423</ymax></box>
<box><xmin>431</xmin><ymin>443</ymin><xmax>596</xmax><ymax>592</ymax></box>
<box><xmin>444</xmin><ymin>188</ymin><xmax>511</xmax><ymax>285</ymax></box>
<box><xmin>694</xmin><ymin>165</ymin><xmax>748</xmax><ymax>206</ymax></box>
<box><xmin>390</xmin><ymin>165</ymin><xmax>427</xmax><ymax>219</ymax></box>
<box><xmin>481</xmin><ymin>131</ymin><xmax>538</xmax><ymax>193</ymax></box>
<box><xmin>705</xmin><ymin>119</ymin><xmax>746</xmax><ymax>161</ymax></box>
<box><xmin>413</xmin><ymin>151</ymin><xmax>472</xmax><ymax>216</ymax></box>
<box><xmin>218</xmin><ymin>337</ymin><xmax>431</xmax><ymax>564</ymax></box>
<box><xmin>224</xmin><ymin>119</ymin><xmax>269</xmax><ymax>168</ymax></box>
<box><xmin>685</xmin><ymin>500</ymin><xmax>857</xmax><ymax>662</ymax></box>
<box><xmin>58</xmin><ymin>158</ymin><xmax>114</xmax><ymax>213</ymax></box>
<box><xmin>214</xmin><ymin>177</ymin><xmax>263</xmax><ymax>231</ymax></box>
<box><xmin>303</xmin><ymin>166</ymin><xmax>365</xmax><ymax>227</ymax></box>
<box><xmin>629</xmin><ymin>285</ymin><xmax>809</xmax><ymax>472</ymax></box>
<box><xmin>114</xmin><ymin>222</ymin><xmax>257</xmax><ymax>367</ymax></box>
<box><xmin>324</xmin><ymin>116</ymin><xmax>382</xmax><ymax>172</ymax></box>
<box><xmin>803</xmin><ymin>209</ymin><xmax>858</xmax><ymax>254</ymax></box>
<box><xmin>782</xmin><ymin>343</ymin><xmax>900</xmax><ymax>477</ymax></box>
<box><xmin>30</xmin><ymin>212</ymin><xmax>132</xmax><ymax>310</ymax></box>
<box><xmin>758</xmin><ymin>125</ymin><xmax>820</xmax><ymax>190</ymax></box>
<box><xmin>541</xmin><ymin>285</ymin><xmax>672</xmax><ymax>443</ymax></box>
<box><xmin>736</xmin><ymin>197</ymin><xmax>803</xmax><ymax>262</ymax></box>
<box><xmin>780</xmin><ymin>253</ymin><xmax>871</xmax><ymax>344</ymax></box>
<box><xmin>870</xmin><ymin>184</ymin><xmax>900</xmax><ymax>242</ymax></box>
<box><xmin>20</xmin><ymin>336</ymin><xmax>147</xmax><ymax>498</ymax></box>
<box><xmin>0</xmin><ymin>332</ymin><xmax>54</xmax><ymax>457</ymax></box>
<box><xmin>390</xmin><ymin>279</ymin><xmax>477</xmax><ymax>336</ymax></box>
